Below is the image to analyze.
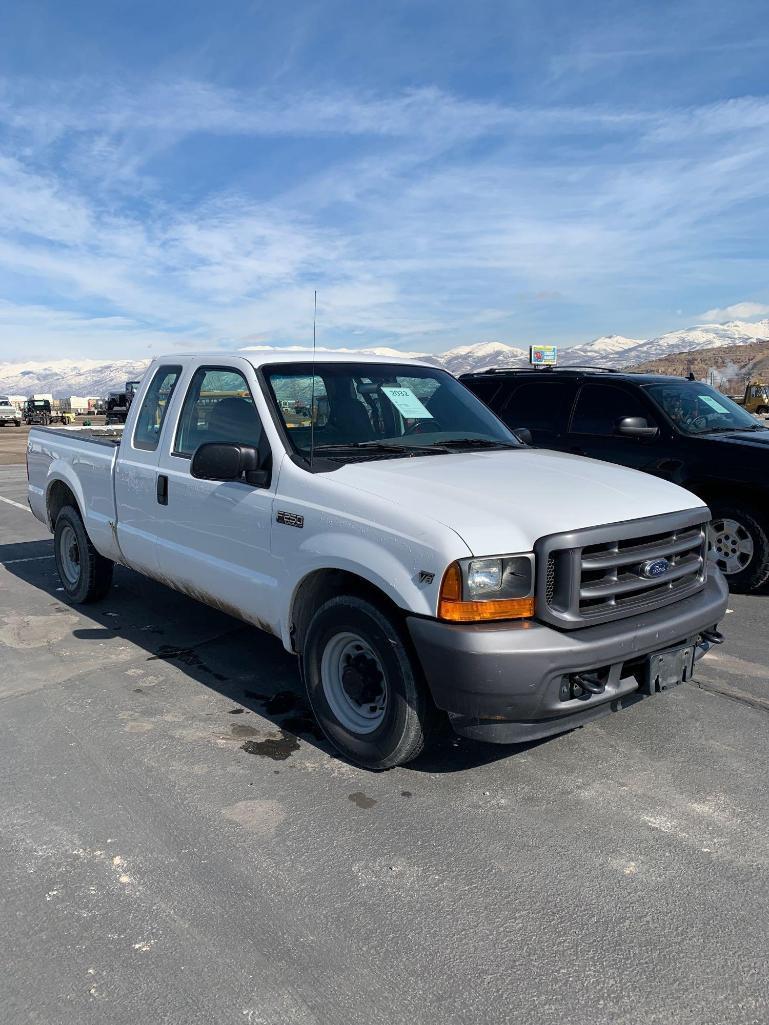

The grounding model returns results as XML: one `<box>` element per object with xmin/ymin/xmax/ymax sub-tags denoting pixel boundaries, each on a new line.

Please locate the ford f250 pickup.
<box><xmin>27</xmin><ymin>352</ymin><xmax>727</xmax><ymax>769</ymax></box>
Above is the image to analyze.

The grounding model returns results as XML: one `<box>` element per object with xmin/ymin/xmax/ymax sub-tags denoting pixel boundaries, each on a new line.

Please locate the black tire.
<box><xmin>709</xmin><ymin>500</ymin><xmax>769</xmax><ymax>593</ymax></box>
<box><xmin>302</xmin><ymin>595</ymin><xmax>431</xmax><ymax>770</ymax></box>
<box><xmin>53</xmin><ymin>506</ymin><xmax>114</xmax><ymax>603</ymax></box>
<box><xmin>14</xmin><ymin>420</ymin><xmax>20</xmax><ymax>427</ymax></box>
<box><xmin>757</xmin><ymin>406</ymin><xmax>769</xmax><ymax>415</ymax></box>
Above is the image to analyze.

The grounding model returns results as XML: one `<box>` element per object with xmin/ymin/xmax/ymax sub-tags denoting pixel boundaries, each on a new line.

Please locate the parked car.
<box><xmin>27</xmin><ymin>352</ymin><xmax>727</xmax><ymax>768</ymax></box>
<box><xmin>461</xmin><ymin>367</ymin><xmax>769</xmax><ymax>592</ymax></box>
<box><xmin>0</xmin><ymin>396</ymin><xmax>21</xmax><ymax>427</ymax></box>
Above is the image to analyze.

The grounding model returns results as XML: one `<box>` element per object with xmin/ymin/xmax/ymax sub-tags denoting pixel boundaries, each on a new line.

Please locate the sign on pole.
<box><xmin>530</xmin><ymin>345</ymin><xmax>557</xmax><ymax>366</ymax></box>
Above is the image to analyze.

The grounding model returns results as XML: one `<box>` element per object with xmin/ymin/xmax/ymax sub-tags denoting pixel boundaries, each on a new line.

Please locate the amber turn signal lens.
<box><xmin>438</xmin><ymin>564</ymin><xmax>535</xmax><ymax>622</ymax></box>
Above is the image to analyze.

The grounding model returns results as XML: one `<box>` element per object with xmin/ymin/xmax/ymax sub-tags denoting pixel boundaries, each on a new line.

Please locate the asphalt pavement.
<box><xmin>1</xmin><ymin>461</ymin><xmax>768</xmax><ymax>1025</ymax></box>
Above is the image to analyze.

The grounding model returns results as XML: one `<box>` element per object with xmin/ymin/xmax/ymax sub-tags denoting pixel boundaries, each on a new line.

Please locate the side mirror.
<box><xmin>615</xmin><ymin>416</ymin><xmax>659</xmax><ymax>439</ymax></box>
<box><xmin>190</xmin><ymin>443</ymin><xmax>269</xmax><ymax>486</ymax></box>
<box><xmin>512</xmin><ymin>427</ymin><xmax>533</xmax><ymax>446</ymax></box>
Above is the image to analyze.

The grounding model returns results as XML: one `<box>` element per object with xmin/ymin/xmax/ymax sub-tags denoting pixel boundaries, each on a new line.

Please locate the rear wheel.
<box><xmin>302</xmin><ymin>595</ymin><xmax>431</xmax><ymax>769</ymax></box>
<box><xmin>757</xmin><ymin>405</ymin><xmax>769</xmax><ymax>415</ymax></box>
<box><xmin>709</xmin><ymin>501</ymin><xmax>769</xmax><ymax>593</ymax></box>
<box><xmin>53</xmin><ymin>506</ymin><xmax>114</xmax><ymax>603</ymax></box>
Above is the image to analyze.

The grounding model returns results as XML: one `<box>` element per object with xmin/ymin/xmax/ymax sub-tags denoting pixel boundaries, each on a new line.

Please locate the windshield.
<box><xmin>263</xmin><ymin>362</ymin><xmax>518</xmax><ymax>460</ymax></box>
<box><xmin>645</xmin><ymin>381</ymin><xmax>765</xmax><ymax>435</ymax></box>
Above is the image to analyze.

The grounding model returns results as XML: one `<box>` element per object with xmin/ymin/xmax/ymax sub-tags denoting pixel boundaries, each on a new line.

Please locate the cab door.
<box><xmin>153</xmin><ymin>362</ymin><xmax>280</xmax><ymax>631</ymax></box>
<box><xmin>114</xmin><ymin>365</ymin><xmax>183</xmax><ymax>576</ymax></box>
<box><xmin>565</xmin><ymin>382</ymin><xmax>674</xmax><ymax>473</ymax></box>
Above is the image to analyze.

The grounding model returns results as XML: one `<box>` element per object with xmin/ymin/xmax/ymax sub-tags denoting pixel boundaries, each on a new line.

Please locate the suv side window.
<box><xmin>133</xmin><ymin>366</ymin><xmax>182</xmax><ymax>451</ymax></box>
<box><xmin>464</xmin><ymin>377</ymin><xmax>503</xmax><ymax>406</ymax></box>
<box><xmin>494</xmin><ymin>380</ymin><xmax>577</xmax><ymax>437</ymax></box>
<box><xmin>571</xmin><ymin>383</ymin><xmax>657</xmax><ymax>436</ymax></box>
<box><xmin>174</xmin><ymin>367</ymin><xmax>263</xmax><ymax>458</ymax></box>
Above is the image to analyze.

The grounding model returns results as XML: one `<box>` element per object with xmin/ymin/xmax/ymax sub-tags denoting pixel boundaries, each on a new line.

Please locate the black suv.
<box><xmin>461</xmin><ymin>367</ymin><xmax>769</xmax><ymax>592</ymax></box>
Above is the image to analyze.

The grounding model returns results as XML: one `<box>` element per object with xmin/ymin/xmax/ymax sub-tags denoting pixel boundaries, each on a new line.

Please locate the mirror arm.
<box><xmin>245</xmin><ymin>468</ymin><xmax>270</xmax><ymax>487</ymax></box>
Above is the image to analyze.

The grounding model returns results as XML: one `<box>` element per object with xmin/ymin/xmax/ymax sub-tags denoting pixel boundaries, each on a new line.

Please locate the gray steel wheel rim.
<box><xmin>711</xmin><ymin>517</ymin><xmax>754</xmax><ymax>575</ymax></box>
<box><xmin>58</xmin><ymin>523</ymin><xmax>81</xmax><ymax>586</ymax></box>
<box><xmin>320</xmin><ymin>631</ymin><xmax>388</xmax><ymax>735</ymax></box>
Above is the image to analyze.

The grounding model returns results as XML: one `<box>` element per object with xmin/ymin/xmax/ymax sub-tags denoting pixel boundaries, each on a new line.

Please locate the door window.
<box><xmin>174</xmin><ymin>367</ymin><xmax>263</xmax><ymax>457</ymax></box>
<box><xmin>571</xmin><ymin>384</ymin><xmax>656</xmax><ymax>436</ymax></box>
<box><xmin>495</xmin><ymin>380</ymin><xmax>577</xmax><ymax>437</ymax></box>
<box><xmin>133</xmin><ymin>366</ymin><xmax>182</xmax><ymax>451</ymax></box>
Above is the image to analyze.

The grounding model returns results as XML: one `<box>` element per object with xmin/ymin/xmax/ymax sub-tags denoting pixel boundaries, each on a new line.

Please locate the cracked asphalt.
<box><xmin>1</xmin><ymin>461</ymin><xmax>768</xmax><ymax>1025</ymax></box>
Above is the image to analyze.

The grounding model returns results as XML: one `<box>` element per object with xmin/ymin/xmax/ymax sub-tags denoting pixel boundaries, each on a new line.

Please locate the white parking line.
<box><xmin>1</xmin><ymin>555</ymin><xmax>54</xmax><ymax>565</ymax></box>
<box><xmin>0</xmin><ymin>495</ymin><xmax>30</xmax><ymax>513</ymax></box>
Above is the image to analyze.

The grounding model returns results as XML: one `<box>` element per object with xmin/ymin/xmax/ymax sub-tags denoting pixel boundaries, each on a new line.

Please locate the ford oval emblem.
<box><xmin>641</xmin><ymin>558</ymin><xmax>670</xmax><ymax>579</ymax></box>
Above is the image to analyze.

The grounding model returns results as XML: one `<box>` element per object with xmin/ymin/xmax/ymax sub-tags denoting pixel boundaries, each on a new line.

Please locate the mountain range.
<box><xmin>1</xmin><ymin>319</ymin><xmax>768</xmax><ymax>398</ymax></box>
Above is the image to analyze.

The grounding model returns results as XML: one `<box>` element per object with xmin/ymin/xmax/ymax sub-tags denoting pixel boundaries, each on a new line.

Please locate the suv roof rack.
<box><xmin>467</xmin><ymin>364</ymin><xmax>620</xmax><ymax>375</ymax></box>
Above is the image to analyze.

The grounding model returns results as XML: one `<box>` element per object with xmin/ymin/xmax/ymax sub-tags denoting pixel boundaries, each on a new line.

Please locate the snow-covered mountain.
<box><xmin>0</xmin><ymin>358</ymin><xmax>151</xmax><ymax>399</ymax></box>
<box><xmin>618</xmin><ymin>319</ymin><xmax>769</xmax><ymax>367</ymax></box>
<box><xmin>426</xmin><ymin>342</ymin><xmax>529</xmax><ymax>376</ymax></box>
<box><xmin>2</xmin><ymin>319</ymin><xmax>768</xmax><ymax>397</ymax></box>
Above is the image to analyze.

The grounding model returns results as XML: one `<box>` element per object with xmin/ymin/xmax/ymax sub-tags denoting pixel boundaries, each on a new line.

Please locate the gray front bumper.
<box><xmin>407</xmin><ymin>570</ymin><xmax>728</xmax><ymax>743</ymax></box>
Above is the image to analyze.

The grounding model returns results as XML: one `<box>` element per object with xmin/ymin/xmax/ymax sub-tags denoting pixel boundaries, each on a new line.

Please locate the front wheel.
<box><xmin>54</xmin><ymin>506</ymin><xmax>114</xmax><ymax>603</ymax></box>
<box><xmin>302</xmin><ymin>595</ymin><xmax>431</xmax><ymax>769</ymax></box>
<box><xmin>709</xmin><ymin>501</ymin><xmax>769</xmax><ymax>593</ymax></box>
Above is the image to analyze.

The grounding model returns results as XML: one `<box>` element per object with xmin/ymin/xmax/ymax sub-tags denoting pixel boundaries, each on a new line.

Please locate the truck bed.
<box><xmin>27</xmin><ymin>425</ymin><xmax>122</xmax><ymax>561</ymax></box>
<box><xmin>34</xmin><ymin>425</ymin><xmax>124</xmax><ymax>447</ymax></box>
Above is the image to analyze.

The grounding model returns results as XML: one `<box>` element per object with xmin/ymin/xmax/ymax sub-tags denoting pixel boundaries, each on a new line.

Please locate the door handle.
<box><xmin>156</xmin><ymin>474</ymin><xmax>168</xmax><ymax>505</ymax></box>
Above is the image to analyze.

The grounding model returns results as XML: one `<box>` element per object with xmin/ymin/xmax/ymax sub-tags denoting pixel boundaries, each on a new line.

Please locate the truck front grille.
<box><xmin>535</xmin><ymin>509</ymin><xmax>709</xmax><ymax>629</ymax></box>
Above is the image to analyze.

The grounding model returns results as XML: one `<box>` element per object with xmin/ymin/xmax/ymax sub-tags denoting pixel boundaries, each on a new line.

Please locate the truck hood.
<box><xmin>335</xmin><ymin>448</ymin><xmax>707</xmax><ymax>555</ymax></box>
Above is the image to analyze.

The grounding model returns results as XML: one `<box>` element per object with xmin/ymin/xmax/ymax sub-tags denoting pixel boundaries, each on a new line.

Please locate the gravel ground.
<box><xmin>1</xmin><ymin>462</ymin><xmax>768</xmax><ymax>1025</ymax></box>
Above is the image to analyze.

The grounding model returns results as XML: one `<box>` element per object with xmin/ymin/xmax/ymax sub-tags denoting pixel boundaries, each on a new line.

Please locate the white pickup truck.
<box><xmin>28</xmin><ymin>351</ymin><xmax>727</xmax><ymax>768</ymax></box>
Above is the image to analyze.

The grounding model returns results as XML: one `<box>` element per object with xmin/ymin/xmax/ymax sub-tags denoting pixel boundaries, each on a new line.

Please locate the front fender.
<box><xmin>279</xmin><ymin>532</ymin><xmax>448</xmax><ymax>650</ymax></box>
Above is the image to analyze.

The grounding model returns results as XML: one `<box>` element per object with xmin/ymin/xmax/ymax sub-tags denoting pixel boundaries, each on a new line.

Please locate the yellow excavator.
<box><xmin>733</xmin><ymin>381</ymin><xmax>769</xmax><ymax>415</ymax></box>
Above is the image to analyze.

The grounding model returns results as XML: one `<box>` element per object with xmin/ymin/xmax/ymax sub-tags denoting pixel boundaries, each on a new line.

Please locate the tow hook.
<box><xmin>562</xmin><ymin>671</ymin><xmax>607</xmax><ymax>700</ymax></box>
<box><xmin>701</xmin><ymin>628</ymin><xmax>725</xmax><ymax>645</ymax></box>
<box><xmin>573</xmin><ymin>672</ymin><xmax>606</xmax><ymax>695</ymax></box>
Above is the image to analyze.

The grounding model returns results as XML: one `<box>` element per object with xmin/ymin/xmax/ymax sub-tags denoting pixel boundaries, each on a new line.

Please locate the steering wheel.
<box><xmin>686</xmin><ymin>415</ymin><xmax>708</xmax><ymax>431</ymax></box>
<box><xmin>404</xmin><ymin>418</ymin><xmax>443</xmax><ymax>435</ymax></box>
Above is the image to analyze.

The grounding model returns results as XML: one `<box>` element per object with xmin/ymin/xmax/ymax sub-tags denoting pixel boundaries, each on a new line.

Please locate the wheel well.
<box><xmin>683</xmin><ymin>482</ymin><xmax>764</xmax><ymax>517</ymax></box>
<box><xmin>47</xmin><ymin>480</ymin><xmax>81</xmax><ymax>530</ymax></box>
<box><xmin>290</xmin><ymin>569</ymin><xmax>402</xmax><ymax>653</ymax></box>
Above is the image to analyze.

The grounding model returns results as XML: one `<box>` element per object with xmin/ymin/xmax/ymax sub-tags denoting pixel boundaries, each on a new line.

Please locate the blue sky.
<box><xmin>0</xmin><ymin>0</ymin><xmax>768</xmax><ymax>361</ymax></box>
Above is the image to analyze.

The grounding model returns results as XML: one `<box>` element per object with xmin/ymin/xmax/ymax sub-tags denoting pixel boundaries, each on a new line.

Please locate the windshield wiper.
<box><xmin>427</xmin><ymin>437</ymin><xmax>519</xmax><ymax>450</ymax></box>
<box><xmin>702</xmin><ymin>425</ymin><xmax>768</xmax><ymax>434</ymax></box>
<box><xmin>312</xmin><ymin>441</ymin><xmax>449</xmax><ymax>458</ymax></box>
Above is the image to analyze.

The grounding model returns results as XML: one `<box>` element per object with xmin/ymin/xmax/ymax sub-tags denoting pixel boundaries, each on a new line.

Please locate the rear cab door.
<box><xmin>114</xmin><ymin>363</ymin><xmax>183</xmax><ymax>575</ymax></box>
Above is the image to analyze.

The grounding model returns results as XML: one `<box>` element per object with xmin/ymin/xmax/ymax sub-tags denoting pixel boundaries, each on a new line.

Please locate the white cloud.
<box><xmin>0</xmin><ymin>77</ymin><xmax>769</xmax><ymax>359</ymax></box>
<box><xmin>699</xmin><ymin>302</ymin><xmax>769</xmax><ymax>323</ymax></box>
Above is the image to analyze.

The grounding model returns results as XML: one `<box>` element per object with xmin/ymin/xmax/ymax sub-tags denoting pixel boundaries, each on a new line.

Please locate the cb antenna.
<box><xmin>309</xmin><ymin>289</ymin><xmax>317</xmax><ymax>468</ymax></box>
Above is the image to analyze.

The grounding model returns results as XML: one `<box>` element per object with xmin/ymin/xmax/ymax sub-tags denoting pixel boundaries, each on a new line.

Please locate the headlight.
<box><xmin>439</xmin><ymin>554</ymin><xmax>535</xmax><ymax>622</ymax></box>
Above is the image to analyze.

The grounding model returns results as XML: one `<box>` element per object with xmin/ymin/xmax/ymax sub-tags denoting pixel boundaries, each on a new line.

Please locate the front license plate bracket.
<box><xmin>642</xmin><ymin>644</ymin><xmax>695</xmax><ymax>695</ymax></box>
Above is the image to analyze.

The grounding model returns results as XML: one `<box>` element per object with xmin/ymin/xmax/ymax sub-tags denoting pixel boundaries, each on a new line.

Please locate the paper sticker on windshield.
<box><xmin>701</xmin><ymin>395</ymin><xmax>730</xmax><ymax>413</ymax></box>
<box><xmin>381</xmin><ymin>386</ymin><xmax>434</xmax><ymax>419</ymax></box>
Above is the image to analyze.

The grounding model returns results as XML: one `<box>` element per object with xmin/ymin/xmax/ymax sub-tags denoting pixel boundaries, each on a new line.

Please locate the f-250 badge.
<box><xmin>276</xmin><ymin>510</ymin><xmax>304</xmax><ymax>528</ymax></box>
